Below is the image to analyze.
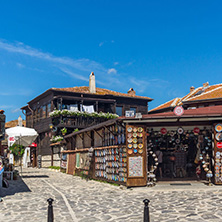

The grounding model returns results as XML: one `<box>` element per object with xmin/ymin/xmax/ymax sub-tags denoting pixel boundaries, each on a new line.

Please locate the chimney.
<box><xmin>190</xmin><ymin>86</ymin><xmax>195</xmax><ymax>92</ymax></box>
<box><xmin>203</xmin><ymin>82</ymin><xmax>209</xmax><ymax>88</ymax></box>
<box><xmin>127</xmin><ymin>88</ymin><xmax>136</xmax><ymax>96</ymax></box>
<box><xmin>89</xmin><ymin>72</ymin><xmax>96</xmax><ymax>93</ymax></box>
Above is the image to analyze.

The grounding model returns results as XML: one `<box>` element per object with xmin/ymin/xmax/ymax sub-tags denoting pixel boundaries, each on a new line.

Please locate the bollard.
<box><xmin>143</xmin><ymin>199</ymin><xmax>150</xmax><ymax>222</ymax></box>
<box><xmin>47</xmin><ymin>198</ymin><xmax>54</xmax><ymax>222</ymax></box>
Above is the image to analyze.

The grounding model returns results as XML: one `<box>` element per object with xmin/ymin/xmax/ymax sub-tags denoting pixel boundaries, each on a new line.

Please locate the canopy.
<box><xmin>6</xmin><ymin>126</ymin><xmax>38</xmax><ymax>147</ymax></box>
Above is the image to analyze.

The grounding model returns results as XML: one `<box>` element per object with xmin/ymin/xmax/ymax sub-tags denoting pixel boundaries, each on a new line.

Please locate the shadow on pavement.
<box><xmin>21</xmin><ymin>175</ymin><xmax>49</xmax><ymax>178</ymax></box>
<box><xmin>0</xmin><ymin>176</ymin><xmax>31</xmax><ymax>198</ymax></box>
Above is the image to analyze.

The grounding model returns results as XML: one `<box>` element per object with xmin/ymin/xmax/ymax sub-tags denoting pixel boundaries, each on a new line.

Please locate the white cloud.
<box><xmin>99</xmin><ymin>42</ymin><xmax>104</xmax><ymax>47</ymax></box>
<box><xmin>59</xmin><ymin>68</ymin><xmax>89</xmax><ymax>82</ymax></box>
<box><xmin>114</xmin><ymin>62</ymin><xmax>119</xmax><ymax>65</ymax></box>
<box><xmin>16</xmin><ymin>62</ymin><xmax>25</xmax><ymax>68</ymax></box>
<box><xmin>0</xmin><ymin>40</ymin><xmax>107</xmax><ymax>74</ymax></box>
<box><xmin>0</xmin><ymin>105</ymin><xmax>14</xmax><ymax>109</ymax></box>
<box><xmin>108</xmin><ymin>68</ymin><xmax>117</xmax><ymax>74</ymax></box>
<box><xmin>12</xmin><ymin>108</ymin><xmax>21</xmax><ymax>113</ymax></box>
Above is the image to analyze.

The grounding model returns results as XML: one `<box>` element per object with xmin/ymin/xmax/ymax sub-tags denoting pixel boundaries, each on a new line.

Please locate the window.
<box><xmin>47</xmin><ymin>103</ymin><xmax>51</xmax><ymax>117</ymax></box>
<box><xmin>130</xmin><ymin>107</ymin><xmax>137</xmax><ymax>115</ymax></box>
<box><xmin>116</xmin><ymin>106</ymin><xmax>123</xmax><ymax>116</ymax></box>
<box><xmin>42</xmin><ymin>105</ymin><xmax>46</xmax><ymax>118</ymax></box>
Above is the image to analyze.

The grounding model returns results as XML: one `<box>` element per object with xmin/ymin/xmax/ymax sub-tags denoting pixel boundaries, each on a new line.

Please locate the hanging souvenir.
<box><xmin>215</xmin><ymin>124</ymin><xmax>222</xmax><ymax>133</ymax></box>
<box><xmin>133</xmin><ymin>128</ymin><xmax>137</xmax><ymax>132</ymax></box>
<box><xmin>138</xmin><ymin>144</ymin><xmax>143</xmax><ymax>149</ymax></box>
<box><xmin>128</xmin><ymin>133</ymin><xmax>132</xmax><ymax>138</ymax></box>
<box><xmin>216</xmin><ymin>133</ymin><xmax>222</xmax><ymax>141</ymax></box>
<box><xmin>133</xmin><ymin>138</ymin><xmax>137</xmax><ymax>143</ymax></box>
<box><xmin>133</xmin><ymin>143</ymin><xmax>138</xmax><ymax>148</ymax></box>
<box><xmin>133</xmin><ymin>133</ymin><xmax>137</xmax><ymax>138</ymax></box>
<box><xmin>127</xmin><ymin>127</ymin><xmax>133</xmax><ymax>133</ymax></box>
<box><xmin>177</xmin><ymin>127</ymin><xmax>184</xmax><ymax>134</ymax></box>
<box><xmin>138</xmin><ymin>127</ymin><xmax>143</xmax><ymax>132</ymax></box>
<box><xmin>133</xmin><ymin>149</ymin><xmax>138</xmax><ymax>154</ymax></box>
<box><xmin>127</xmin><ymin>138</ymin><xmax>133</xmax><ymax>143</ymax></box>
<box><xmin>138</xmin><ymin>149</ymin><xmax>143</xmax><ymax>154</ymax></box>
<box><xmin>138</xmin><ymin>133</ymin><xmax>143</xmax><ymax>137</ymax></box>
<box><xmin>121</xmin><ymin>134</ymin><xmax>125</xmax><ymax>144</ymax></box>
<box><xmin>128</xmin><ymin>144</ymin><xmax>133</xmax><ymax>149</ymax></box>
<box><xmin>128</xmin><ymin>149</ymin><xmax>133</xmax><ymax>154</ymax></box>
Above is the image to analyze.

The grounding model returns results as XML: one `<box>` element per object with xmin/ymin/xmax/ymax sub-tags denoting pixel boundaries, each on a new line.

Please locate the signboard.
<box><xmin>125</xmin><ymin>110</ymin><xmax>135</xmax><ymax>117</ymax></box>
<box><xmin>128</xmin><ymin>156</ymin><xmax>143</xmax><ymax>177</ymax></box>
<box><xmin>160</xmin><ymin>128</ymin><xmax>167</xmax><ymax>135</ymax></box>
<box><xmin>173</xmin><ymin>106</ymin><xmax>184</xmax><ymax>116</ymax></box>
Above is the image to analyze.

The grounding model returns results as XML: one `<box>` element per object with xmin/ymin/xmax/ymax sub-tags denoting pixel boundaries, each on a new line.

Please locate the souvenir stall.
<box><xmin>63</xmin><ymin>106</ymin><xmax>222</xmax><ymax>186</ymax></box>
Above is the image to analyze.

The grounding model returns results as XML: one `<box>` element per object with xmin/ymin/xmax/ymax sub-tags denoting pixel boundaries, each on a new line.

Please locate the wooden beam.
<box><xmin>85</xmin><ymin>132</ymin><xmax>93</xmax><ymax>140</ymax></box>
<box><xmin>93</xmin><ymin>129</ymin><xmax>103</xmax><ymax>139</ymax></box>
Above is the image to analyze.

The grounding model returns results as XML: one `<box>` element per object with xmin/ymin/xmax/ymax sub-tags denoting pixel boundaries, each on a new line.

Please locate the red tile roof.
<box><xmin>144</xmin><ymin>105</ymin><xmax>222</xmax><ymax>118</ymax></box>
<box><xmin>149</xmin><ymin>98</ymin><xmax>181</xmax><ymax>112</ymax></box>
<box><xmin>150</xmin><ymin>83</ymin><xmax>222</xmax><ymax>113</ymax></box>
<box><xmin>52</xmin><ymin>86</ymin><xmax>152</xmax><ymax>100</ymax></box>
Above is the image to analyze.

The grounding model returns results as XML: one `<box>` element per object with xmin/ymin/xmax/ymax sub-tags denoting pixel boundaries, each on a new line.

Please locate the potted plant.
<box><xmin>61</xmin><ymin>127</ymin><xmax>67</xmax><ymax>135</ymax></box>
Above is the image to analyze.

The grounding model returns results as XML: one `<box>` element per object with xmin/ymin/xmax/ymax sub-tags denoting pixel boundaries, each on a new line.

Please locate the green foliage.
<box><xmin>49</xmin><ymin>109</ymin><xmax>119</xmax><ymax>119</ymax></box>
<box><xmin>73</xmin><ymin>128</ymin><xmax>79</xmax><ymax>133</ymax></box>
<box><xmin>48</xmin><ymin>166</ymin><xmax>61</xmax><ymax>170</ymax></box>
<box><xmin>61</xmin><ymin>127</ymin><xmax>67</xmax><ymax>135</ymax></box>
<box><xmin>9</xmin><ymin>144</ymin><xmax>25</xmax><ymax>157</ymax></box>
<box><xmin>50</xmin><ymin>135</ymin><xmax>63</xmax><ymax>143</ymax></box>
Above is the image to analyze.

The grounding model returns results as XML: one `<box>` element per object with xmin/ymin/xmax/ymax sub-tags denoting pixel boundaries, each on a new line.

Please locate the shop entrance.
<box><xmin>146</xmin><ymin>126</ymin><xmax>213</xmax><ymax>181</ymax></box>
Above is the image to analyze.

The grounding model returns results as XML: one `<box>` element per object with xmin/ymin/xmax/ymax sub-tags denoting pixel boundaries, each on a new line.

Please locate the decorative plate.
<box><xmin>138</xmin><ymin>149</ymin><xmax>143</xmax><ymax>154</ymax></box>
<box><xmin>133</xmin><ymin>133</ymin><xmax>138</xmax><ymax>137</ymax></box>
<box><xmin>138</xmin><ymin>138</ymin><xmax>143</xmax><ymax>143</ymax></box>
<box><xmin>138</xmin><ymin>133</ymin><xmax>143</xmax><ymax>137</ymax></box>
<box><xmin>128</xmin><ymin>144</ymin><xmax>133</xmax><ymax>149</ymax></box>
<box><xmin>133</xmin><ymin>128</ymin><xmax>137</xmax><ymax>132</ymax></box>
<box><xmin>133</xmin><ymin>143</ymin><xmax>138</xmax><ymax>148</ymax></box>
<box><xmin>133</xmin><ymin>138</ymin><xmax>137</xmax><ymax>143</ymax></box>
<box><xmin>127</xmin><ymin>138</ymin><xmax>133</xmax><ymax>143</ymax></box>
<box><xmin>127</xmin><ymin>127</ymin><xmax>133</xmax><ymax>133</ymax></box>
<box><xmin>138</xmin><ymin>127</ymin><xmax>143</xmax><ymax>132</ymax></box>
<box><xmin>215</xmin><ymin>124</ymin><xmax>222</xmax><ymax>133</ymax></box>
<box><xmin>138</xmin><ymin>143</ymin><xmax>143</xmax><ymax>149</ymax></box>
<box><xmin>216</xmin><ymin>133</ymin><xmax>222</xmax><ymax>141</ymax></box>
<box><xmin>133</xmin><ymin>149</ymin><xmax>138</xmax><ymax>153</ymax></box>
<box><xmin>128</xmin><ymin>133</ymin><xmax>132</xmax><ymax>138</ymax></box>
<box><xmin>128</xmin><ymin>149</ymin><xmax>133</xmax><ymax>155</ymax></box>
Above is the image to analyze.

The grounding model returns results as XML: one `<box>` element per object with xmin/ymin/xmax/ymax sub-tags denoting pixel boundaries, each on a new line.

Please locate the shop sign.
<box><xmin>193</xmin><ymin>127</ymin><xmax>200</xmax><ymax>134</ymax></box>
<box><xmin>215</xmin><ymin>124</ymin><xmax>222</xmax><ymax>133</ymax></box>
<box><xmin>217</xmin><ymin>142</ymin><xmax>222</xmax><ymax>149</ymax></box>
<box><xmin>173</xmin><ymin>106</ymin><xmax>184</xmax><ymax>116</ymax></box>
<box><xmin>160</xmin><ymin>128</ymin><xmax>167</xmax><ymax>135</ymax></box>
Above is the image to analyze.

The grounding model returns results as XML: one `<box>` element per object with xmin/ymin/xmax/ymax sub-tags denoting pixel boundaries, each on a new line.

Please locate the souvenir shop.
<box><xmin>63</xmin><ymin>106</ymin><xmax>222</xmax><ymax>187</ymax></box>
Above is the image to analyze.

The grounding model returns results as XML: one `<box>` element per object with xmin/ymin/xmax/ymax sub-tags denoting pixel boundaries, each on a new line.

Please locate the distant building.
<box><xmin>0</xmin><ymin>110</ymin><xmax>6</xmax><ymax>156</ymax></box>
<box><xmin>149</xmin><ymin>82</ymin><xmax>222</xmax><ymax>114</ymax></box>
<box><xmin>21</xmin><ymin>72</ymin><xmax>153</xmax><ymax>167</ymax></box>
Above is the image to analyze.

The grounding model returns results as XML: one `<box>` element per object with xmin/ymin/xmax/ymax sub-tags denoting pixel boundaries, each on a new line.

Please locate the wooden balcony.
<box><xmin>52</xmin><ymin>115</ymin><xmax>109</xmax><ymax>129</ymax></box>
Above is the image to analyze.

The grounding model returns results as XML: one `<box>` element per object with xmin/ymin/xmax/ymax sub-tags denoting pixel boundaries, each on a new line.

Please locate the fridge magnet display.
<box><xmin>216</xmin><ymin>133</ymin><xmax>222</xmax><ymax>141</ymax></box>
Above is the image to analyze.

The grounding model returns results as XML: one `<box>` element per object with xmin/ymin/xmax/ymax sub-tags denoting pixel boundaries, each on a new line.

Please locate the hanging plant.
<box><xmin>9</xmin><ymin>144</ymin><xmax>25</xmax><ymax>157</ymax></box>
<box><xmin>61</xmin><ymin>127</ymin><xmax>67</xmax><ymax>135</ymax></box>
<box><xmin>49</xmin><ymin>109</ymin><xmax>119</xmax><ymax>119</ymax></box>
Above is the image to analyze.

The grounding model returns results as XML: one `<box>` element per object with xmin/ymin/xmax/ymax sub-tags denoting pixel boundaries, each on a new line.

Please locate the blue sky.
<box><xmin>1</xmin><ymin>1</ymin><xmax>222</xmax><ymax>122</ymax></box>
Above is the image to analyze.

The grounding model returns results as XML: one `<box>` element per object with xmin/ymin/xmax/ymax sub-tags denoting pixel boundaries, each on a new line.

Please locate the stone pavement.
<box><xmin>1</xmin><ymin>168</ymin><xmax>222</xmax><ymax>222</ymax></box>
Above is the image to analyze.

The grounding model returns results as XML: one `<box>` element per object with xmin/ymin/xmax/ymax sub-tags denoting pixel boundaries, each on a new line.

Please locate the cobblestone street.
<box><xmin>1</xmin><ymin>168</ymin><xmax>222</xmax><ymax>222</ymax></box>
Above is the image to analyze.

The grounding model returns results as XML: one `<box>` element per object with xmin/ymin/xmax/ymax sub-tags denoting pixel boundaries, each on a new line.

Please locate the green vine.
<box><xmin>9</xmin><ymin>144</ymin><xmax>25</xmax><ymax>157</ymax></box>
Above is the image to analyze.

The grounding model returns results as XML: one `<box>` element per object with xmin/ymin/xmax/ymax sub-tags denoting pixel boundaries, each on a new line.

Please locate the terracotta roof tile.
<box><xmin>52</xmin><ymin>86</ymin><xmax>152</xmax><ymax>100</ymax></box>
<box><xmin>5</xmin><ymin>120</ymin><xmax>26</xmax><ymax>128</ymax></box>
<box><xmin>151</xmin><ymin>83</ymin><xmax>222</xmax><ymax>112</ymax></box>
<box><xmin>149</xmin><ymin>98</ymin><xmax>181</xmax><ymax>112</ymax></box>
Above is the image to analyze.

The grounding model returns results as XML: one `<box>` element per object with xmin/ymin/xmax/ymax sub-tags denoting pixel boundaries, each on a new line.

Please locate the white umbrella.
<box><xmin>6</xmin><ymin>126</ymin><xmax>38</xmax><ymax>147</ymax></box>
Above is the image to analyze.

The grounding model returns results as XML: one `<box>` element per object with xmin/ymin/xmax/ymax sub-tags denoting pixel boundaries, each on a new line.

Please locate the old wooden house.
<box><xmin>21</xmin><ymin>72</ymin><xmax>153</xmax><ymax>167</ymax></box>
